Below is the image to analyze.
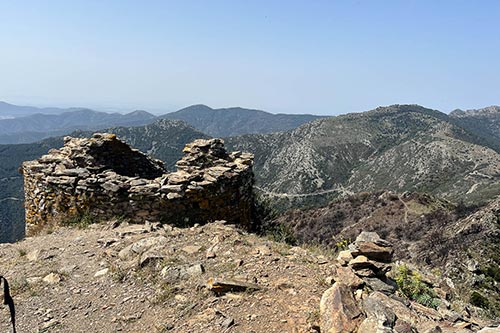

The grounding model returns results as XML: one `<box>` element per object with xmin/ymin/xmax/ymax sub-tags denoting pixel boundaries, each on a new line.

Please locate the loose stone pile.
<box><xmin>321</xmin><ymin>232</ymin><xmax>483</xmax><ymax>333</ymax></box>
<box><xmin>22</xmin><ymin>134</ymin><xmax>254</xmax><ymax>232</ymax></box>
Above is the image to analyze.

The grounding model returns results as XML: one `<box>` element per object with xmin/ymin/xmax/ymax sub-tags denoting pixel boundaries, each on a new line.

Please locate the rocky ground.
<box><xmin>0</xmin><ymin>220</ymin><xmax>336</xmax><ymax>333</ymax></box>
<box><xmin>1</xmin><ymin>219</ymin><xmax>499</xmax><ymax>333</ymax></box>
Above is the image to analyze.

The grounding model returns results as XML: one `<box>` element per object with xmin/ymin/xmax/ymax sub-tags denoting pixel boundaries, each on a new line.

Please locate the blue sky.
<box><xmin>0</xmin><ymin>0</ymin><xmax>499</xmax><ymax>115</ymax></box>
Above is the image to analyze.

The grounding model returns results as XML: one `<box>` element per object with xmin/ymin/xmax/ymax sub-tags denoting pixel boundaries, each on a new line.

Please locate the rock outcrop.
<box><xmin>22</xmin><ymin>134</ymin><xmax>254</xmax><ymax>233</ymax></box>
<box><xmin>321</xmin><ymin>232</ymin><xmax>490</xmax><ymax>333</ymax></box>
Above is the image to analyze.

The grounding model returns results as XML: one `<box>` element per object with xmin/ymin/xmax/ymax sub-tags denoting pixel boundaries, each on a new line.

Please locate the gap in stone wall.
<box><xmin>86</xmin><ymin>137</ymin><xmax>165</xmax><ymax>179</ymax></box>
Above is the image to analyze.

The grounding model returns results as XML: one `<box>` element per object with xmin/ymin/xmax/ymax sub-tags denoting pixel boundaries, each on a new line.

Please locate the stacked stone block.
<box><xmin>22</xmin><ymin>133</ymin><xmax>254</xmax><ymax>233</ymax></box>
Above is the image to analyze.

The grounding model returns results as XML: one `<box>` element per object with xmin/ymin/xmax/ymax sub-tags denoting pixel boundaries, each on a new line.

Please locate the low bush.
<box><xmin>395</xmin><ymin>264</ymin><xmax>440</xmax><ymax>309</ymax></box>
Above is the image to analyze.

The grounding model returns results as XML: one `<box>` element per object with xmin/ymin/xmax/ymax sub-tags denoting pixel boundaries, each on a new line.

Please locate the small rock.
<box><xmin>364</xmin><ymin>277</ymin><xmax>397</xmax><ymax>294</ymax></box>
<box><xmin>167</xmin><ymin>192</ymin><xmax>182</xmax><ymax>200</ymax></box>
<box><xmin>466</xmin><ymin>259</ymin><xmax>479</xmax><ymax>272</ymax></box>
<box><xmin>27</xmin><ymin>277</ymin><xmax>43</xmax><ymax>284</ymax></box>
<box><xmin>316</xmin><ymin>255</ymin><xmax>329</xmax><ymax>264</ymax></box>
<box><xmin>186</xmin><ymin>264</ymin><xmax>205</xmax><ymax>276</ymax></box>
<box><xmin>43</xmin><ymin>273</ymin><xmax>61</xmax><ymax>284</ymax></box>
<box><xmin>118</xmin><ymin>245</ymin><xmax>135</xmax><ymax>261</ymax></box>
<box><xmin>206</xmin><ymin>246</ymin><xmax>217</xmax><ymax>259</ymax></box>
<box><xmin>182</xmin><ymin>245</ymin><xmax>202</xmax><ymax>254</ymax></box>
<box><xmin>59</xmin><ymin>264</ymin><xmax>77</xmax><ymax>275</ymax></box>
<box><xmin>349</xmin><ymin>255</ymin><xmax>369</xmax><ymax>267</ymax></box>
<box><xmin>349</xmin><ymin>232</ymin><xmax>393</xmax><ymax>262</ymax></box>
<box><xmin>207</xmin><ymin>278</ymin><xmax>261</xmax><ymax>294</ymax></box>
<box><xmin>358</xmin><ymin>290</ymin><xmax>397</xmax><ymax>333</ymax></box>
<box><xmin>139</xmin><ymin>248</ymin><xmax>168</xmax><ymax>267</ymax></box>
<box><xmin>40</xmin><ymin>319</ymin><xmax>60</xmax><ymax>330</ymax></box>
<box><xmin>334</xmin><ymin>266</ymin><xmax>365</xmax><ymax>289</ymax></box>
<box><xmin>94</xmin><ymin>268</ymin><xmax>109</xmax><ymax>277</ymax></box>
<box><xmin>325</xmin><ymin>276</ymin><xmax>336</xmax><ymax>286</ymax></box>
<box><xmin>97</xmin><ymin>238</ymin><xmax>119</xmax><ymax>247</ymax></box>
<box><xmin>453</xmin><ymin>321</ymin><xmax>472</xmax><ymax>329</ymax></box>
<box><xmin>27</xmin><ymin>249</ymin><xmax>42</xmax><ymax>261</ymax></box>
<box><xmin>337</xmin><ymin>250</ymin><xmax>353</xmax><ymax>265</ymax></box>
<box><xmin>254</xmin><ymin>245</ymin><xmax>272</xmax><ymax>256</ymax></box>
<box><xmin>221</xmin><ymin>317</ymin><xmax>235</xmax><ymax>329</ymax></box>
<box><xmin>116</xmin><ymin>225</ymin><xmax>148</xmax><ymax>237</ymax></box>
<box><xmin>350</xmin><ymin>241</ymin><xmax>393</xmax><ymax>262</ymax></box>
<box><xmin>355</xmin><ymin>231</ymin><xmax>392</xmax><ymax>247</ymax></box>
<box><xmin>174</xmin><ymin>294</ymin><xmax>188</xmax><ymax>302</ymax></box>
<box><xmin>477</xmin><ymin>326</ymin><xmax>500</xmax><ymax>333</ymax></box>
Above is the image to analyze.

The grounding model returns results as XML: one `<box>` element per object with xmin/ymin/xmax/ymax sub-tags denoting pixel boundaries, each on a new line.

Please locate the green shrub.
<box><xmin>470</xmin><ymin>291</ymin><xmax>490</xmax><ymax>309</ymax></box>
<box><xmin>265</xmin><ymin>223</ymin><xmax>297</xmax><ymax>245</ymax></box>
<box><xmin>61</xmin><ymin>210</ymin><xmax>95</xmax><ymax>228</ymax></box>
<box><xmin>395</xmin><ymin>265</ymin><xmax>440</xmax><ymax>309</ymax></box>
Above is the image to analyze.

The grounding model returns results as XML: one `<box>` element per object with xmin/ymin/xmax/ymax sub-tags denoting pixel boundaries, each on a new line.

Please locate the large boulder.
<box><xmin>320</xmin><ymin>282</ymin><xmax>364</xmax><ymax>333</ymax></box>
<box><xmin>349</xmin><ymin>231</ymin><xmax>394</xmax><ymax>262</ymax></box>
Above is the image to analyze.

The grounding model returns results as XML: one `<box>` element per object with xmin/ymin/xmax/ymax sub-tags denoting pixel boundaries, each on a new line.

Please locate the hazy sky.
<box><xmin>1</xmin><ymin>1</ymin><xmax>499</xmax><ymax>115</ymax></box>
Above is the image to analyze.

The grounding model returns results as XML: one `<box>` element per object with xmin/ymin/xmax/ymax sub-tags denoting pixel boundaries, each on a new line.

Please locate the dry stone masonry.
<box><xmin>22</xmin><ymin>133</ymin><xmax>254</xmax><ymax>232</ymax></box>
<box><xmin>320</xmin><ymin>232</ymin><xmax>488</xmax><ymax>333</ymax></box>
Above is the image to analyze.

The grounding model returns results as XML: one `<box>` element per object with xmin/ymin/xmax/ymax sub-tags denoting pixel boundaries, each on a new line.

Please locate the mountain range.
<box><xmin>0</xmin><ymin>101</ymin><xmax>80</xmax><ymax>118</ymax></box>
<box><xmin>1</xmin><ymin>102</ymin><xmax>499</xmax><ymax>323</ymax></box>
<box><xmin>0</xmin><ymin>102</ymin><xmax>321</xmax><ymax>144</ymax></box>
<box><xmin>1</xmin><ymin>103</ymin><xmax>500</xmax><ymax>243</ymax></box>
<box><xmin>226</xmin><ymin>104</ymin><xmax>500</xmax><ymax>209</ymax></box>
<box><xmin>0</xmin><ymin>109</ymin><xmax>157</xmax><ymax>144</ymax></box>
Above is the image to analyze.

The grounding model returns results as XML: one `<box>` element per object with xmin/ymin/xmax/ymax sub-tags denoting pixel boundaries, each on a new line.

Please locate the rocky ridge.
<box><xmin>449</xmin><ymin>106</ymin><xmax>500</xmax><ymax>153</ymax></box>
<box><xmin>450</xmin><ymin>106</ymin><xmax>500</xmax><ymax>118</ymax></box>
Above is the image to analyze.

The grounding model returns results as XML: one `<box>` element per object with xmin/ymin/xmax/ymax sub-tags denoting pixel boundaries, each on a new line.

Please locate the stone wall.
<box><xmin>22</xmin><ymin>133</ymin><xmax>254</xmax><ymax>232</ymax></box>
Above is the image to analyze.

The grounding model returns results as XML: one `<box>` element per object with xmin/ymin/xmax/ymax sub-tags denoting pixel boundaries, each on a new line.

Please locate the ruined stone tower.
<box><xmin>22</xmin><ymin>134</ymin><xmax>254</xmax><ymax>232</ymax></box>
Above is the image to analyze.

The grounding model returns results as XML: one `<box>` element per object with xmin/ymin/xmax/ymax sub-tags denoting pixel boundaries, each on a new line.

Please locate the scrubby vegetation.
<box><xmin>395</xmin><ymin>265</ymin><xmax>440</xmax><ymax>309</ymax></box>
<box><xmin>60</xmin><ymin>211</ymin><xmax>96</xmax><ymax>229</ymax></box>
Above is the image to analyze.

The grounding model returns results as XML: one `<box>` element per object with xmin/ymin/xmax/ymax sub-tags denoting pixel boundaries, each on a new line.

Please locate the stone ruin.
<box><xmin>22</xmin><ymin>133</ymin><xmax>254</xmax><ymax>232</ymax></box>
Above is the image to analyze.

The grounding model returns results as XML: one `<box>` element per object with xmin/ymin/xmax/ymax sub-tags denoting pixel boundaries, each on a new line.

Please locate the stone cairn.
<box><xmin>321</xmin><ymin>232</ymin><xmax>478</xmax><ymax>333</ymax></box>
<box><xmin>22</xmin><ymin>134</ymin><xmax>254</xmax><ymax>232</ymax></box>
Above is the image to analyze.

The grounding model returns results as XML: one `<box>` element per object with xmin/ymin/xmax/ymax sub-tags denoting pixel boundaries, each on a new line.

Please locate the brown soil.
<box><xmin>0</xmin><ymin>221</ymin><xmax>336</xmax><ymax>333</ymax></box>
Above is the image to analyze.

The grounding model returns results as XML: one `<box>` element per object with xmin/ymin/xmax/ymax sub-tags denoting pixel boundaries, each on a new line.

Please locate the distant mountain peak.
<box><xmin>450</xmin><ymin>105</ymin><xmax>500</xmax><ymax>118</ymax></box>
<box><xmin>160</xmin><ymin>105</ymin><xmax>323</xmax><ymax>137</ymax></box>
<box><xmin>177</xmin><ymin>104</ymin><xmax>214</xmax><ymax>112</ymax></box>
<box><xmin>125</xmin><ymin>110</ymin><xmax>156</xmax><ymax>118</ymax></box>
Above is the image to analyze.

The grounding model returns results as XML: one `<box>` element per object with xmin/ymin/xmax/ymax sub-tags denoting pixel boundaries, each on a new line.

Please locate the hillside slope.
<box><xmin>0</xmin><ymin>141</ymin><xmax>61</xmax><ymax>243</ymax></box>
<box><xmin>226</xmin><ymin>105</ymin><xmax>500</xmax><ymax>207</ymax></box>
<box><xmin>161</xmin><ymin>104</ymin><xmax>323</xmax><ymax>137</ymax></box>
<box><xmin>272</xmin><ymin>191</ymin><xmax>500</xmax><ymax>318</ymax></box>
<box><xmin>450</xmin><ymin>106</ymin><xmax>500</xmax><ymax>153</ymax></box>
